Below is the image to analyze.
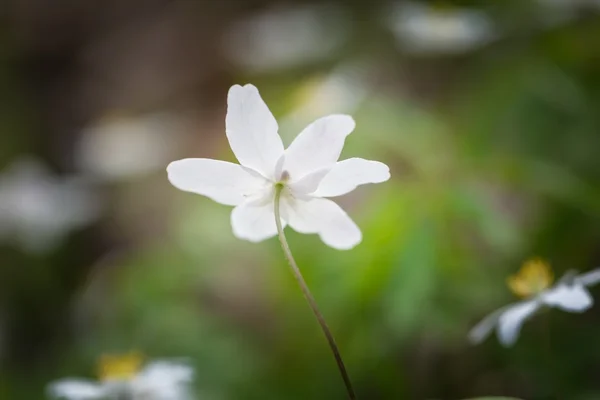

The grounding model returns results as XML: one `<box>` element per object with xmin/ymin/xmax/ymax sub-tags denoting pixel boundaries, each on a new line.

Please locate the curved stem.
<box><xmin>273</xmin><ymin>184</ymin><xmax>356</xmax><ymax>400</ymax></box>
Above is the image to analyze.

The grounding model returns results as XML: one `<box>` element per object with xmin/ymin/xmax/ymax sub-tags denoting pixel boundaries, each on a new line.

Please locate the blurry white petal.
<box><xmin>576</xmin><ymin>268</ymin><xmax>600</xmax><ymax>287</ymax></box>
<box><xmin>387</xmin><ymin>2</ymin><xmax>495</xmax><ymax>55</ymax></box>
<box><xmin>167</xmin><ymin>158</ymin><xmax>267</xmax><ymax>206</ymax></box>
<box><xmin>497</xmin><ymin>301</ymin><xmax>540</xmax><ymax>347</ymax></box>
<box><xmin>541</xmin><ymin>284</ymin><xmax>593</xmax><ymax>312</ymax></box>
<box><xmin>314</xmin><ymin>158</ymin><xmax>390</xmax><ymax>197</ymax></box>
<box><xmin>467</xmin><ymin>307</ymin><xmax>506</xmax><ymax>345</ymax></box>
<box><xmin>133</xmin><ymin>361</ymin><xmax>193</xmax><ymax>399</ymax></box>
<box><xmin>283</xmin><ymin>115</ymin><xmax>355</xmax><ymax>180</ymax></box>
<box><xmin>231</xmin><ymin>200</ymin><xmax>283</xmax><ymax>242</ymax></box>
<box><xmin>280</xmin><ymin>62</ymin><xmax>370</xmax><ymax>135</ymax></box>
<box><xmin>48</xmin><ymin>379</ymin><xmax>106</xmax><ymax>400</ymax></box>
<box><xmin>77</xmin><ymin>113</ymin><xmax>178</xmax><ymax>181</ymax></box>
<box><xmin>223</xmin><ymin>4</ymin><xmax>349</xmax><ymax>73</ymax></box>
<box><xmin>0</xmin><ymin>157</ymin><xmax>99</xmax><ymax>253</ymax></box>
<box><xmin>226</xmin><ymin>84</ymin><xmax>284</xmax><ymax>177</ymax></box>
<box><xmin>284</xmin><ymin>197</ymin><xmax>361</xmax><ymax>250</ymax></box>
<box><xmin>138</xmin><ymin>361</ymin><xmax>193</xmax><ymax>383</ymax></box>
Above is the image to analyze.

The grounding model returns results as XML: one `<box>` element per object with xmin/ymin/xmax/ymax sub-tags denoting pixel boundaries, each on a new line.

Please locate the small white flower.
<box><xmin>223</xmin><ymin>4</ymin><xmax>349</xmax><ymax>73</ymax></box>
<box><xmin>279</xmin><ymin>62</ymin><xmax>371</xmax><ymax>136</ymax></box>
<box><xmin>0</xmin><ymin>157</ymin><xmax>100</xmax><ymax>253</ymax></box>
<box><xmin>48</xmin><ymin>353</ymin><xmax>194</xmax><ymax>400</ymax></box>
<box><xmin>167</xmin><ymin>84</ymin><xmax>390</xmax><ymax>250</ymax></box>
<box><xmin>386</xmin><ymin>2</ymin><xmax>495</xmax><ymax>55</ymax></box>
<box><xmin>76</xmin><ymin>113</ymin><xmax>180</xmax><ymax>181</ymax></box>
<box><xmin>469</xmin><ymin>259</ymin><xmax>600</xmax><ymax>347</ymax></box>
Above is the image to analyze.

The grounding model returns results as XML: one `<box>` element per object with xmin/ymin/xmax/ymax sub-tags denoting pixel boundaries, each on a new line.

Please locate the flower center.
<box><xmin>279</xmin><ymin>170</ymin><xmax>290</xmax><ymax>183</ymax></box>
<box><xmin>506</xmin><ymin>258</ymin><xmax>554</xmax><ymax>298</ymax></box>
<box><xmin>97</xmin><ymin>352</ymin><xmax>143</xmax><ymax>382</ymax></box>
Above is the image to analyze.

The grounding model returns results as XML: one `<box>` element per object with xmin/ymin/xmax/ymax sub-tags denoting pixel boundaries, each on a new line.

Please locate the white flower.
<box><xmin>223</xmin><ymin>4</ymin><xmax>349</xmax><ymax>73</ymax></box>
<box><xmin>167</xmin><ymin>84</ymin><xmax>390</xmax><ymax>250</ymax></box>
<box><xmin>76</xmin><ymin>113</ymin><xmax>180</xmax><ymax>181</ymax></box>
<box><xmin>48</xmin><ymin>355</ymin><xmax>194</xmax><ymax>400</ymax></box>
<box><xmin>469</xmin><ymin>259</ymin><xmax>600</xmax><ymax>347</ymax></box>
<box><xmin>279</xmin><ymin>62</ymin><xmax>371</xmax><ymax>137</ymax></box>
<box><xmin>0</xmin><ymin>157</ymin><xmax>100</xmax><ymax>253</ymax></box>
<box><xmin>386</xmin><ymin>2</ymin><xmax>495</xmax><ymax>55</ymax></box>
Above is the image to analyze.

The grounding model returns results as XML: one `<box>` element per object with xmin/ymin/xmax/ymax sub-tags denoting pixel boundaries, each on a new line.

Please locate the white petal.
<box><xmin>576</xmin><ymin>268</ymin><xmax>600</xmax><ymax>287</ymax></box>
<box><xmin>47</xmin><ymin>379</ymin><xmax>106</xmax><ymax>399</ymax></box>
<box><xmin>226</xmin><ymin>84</ymin><xmax>284</xmax><ymax>177</ymax></box>
<box><xmin>167</xmin><ymin>158</ymin><xmax>266</xmax><ymax>206</ymax></box>
<box><xmin>496</xmin><ymin>301</ymin><xmax>540</xmax><ymax>347</ymax></box>
<box><xmin>231</xmin><ymin>200</ymin><xmax>283</xmax><ymax>242</ymax></box>
<box><xmin>288</xmin><ymin>167</ymin><xmax>331</xmax><ymax>195</ymax></box>
<box><xmin>313</xmin><ymin>158</ymin><xmax>390</xmax><ymax>197</ymax></box>
<box><xmin>467</xmin><ymin>307</ymin><xmax>506</xmax><ymax>345</ymax></box>
<box><xmin>284</xmin><ymin>197</ymin><xmax>361</xmax><ymax>250</ymax></box>
<box><xmin>541</xmin><ymin>283</ymin><xmax>593</xmax><ymax>312</ymax></box>
<box><xmin>132</xmin><ymin>361</ymin><xmax>193</xmax><ymax>399</ymax></box>
<box><xmin>283</xmin><ymin>115</ymin><xmax>355</xmax><ymax>180</ymax></box>
<box><xmin>137</xmin><ymin>361</ymin><xmax>194</xmax><ymax>383</ymax></box>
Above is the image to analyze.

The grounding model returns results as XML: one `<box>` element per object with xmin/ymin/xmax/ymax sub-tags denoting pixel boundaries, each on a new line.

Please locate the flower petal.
<box><xmin>288</xmin><ymin>167</ymin><xmax>331</xmax><ymax>195</ymax></box>
<box><xmin>132</xmin><ymin>361</ymin><xmax>194</xmax><ymax>398</ymax></box>
<box><xmin>226</xmin><ymin>84</ymin><xmax>284</xmax><ymax>177</ymax></box>
<box><xmin>167</xmin><ymin>158</ymin><xmax>267</xmax><ymax>206</ymax></box>
<box><xmin>231</xmin><ymin>200</ymin><xmax>283</xmax><ymax>242</ymax></box>
<box><xmin>541</xmin><ymin>283</ymin><xmax>593</xmax><ymax>312</ymax></box>
<box><xmin>137</xmin><ymin>361</ymin><xmax>194</xmax><ymax>384</ymax></box>
<box><xmin>467</xmin><ymin>307</ymin><xmax>506</xmax><ymax>345</ymax></box>
<box><xmin>496</xmin><ymin>300</ymin><xmax>539</xmax><ymax>347</ymax></box>
<box><xmin>284</xmin><ymin>197</ymin><xmax>361</xmax><ymax>250</ymax></box>
<box><xmin>576</xmin><ymin>268</ymin><xmax>600</xmax><ymax>287</ymax></box>
<box><xmin>283</xmin><ymin>115</ymin><xmax>355</xmax><ymax>180</ymax></box>
<box><xmin>314</xmin><ymin>157</ymin><xmax>390</xmax><ymax>197</ymax></box>
<box><xmin>47</xmin><ymin>379</ymin><xmax>107</xmax><ymax>399</ymax></box>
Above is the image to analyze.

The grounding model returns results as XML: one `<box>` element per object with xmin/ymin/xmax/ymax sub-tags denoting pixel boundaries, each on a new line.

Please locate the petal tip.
<box><xmin>377</xmin><ymin>162</ymin><xmax>391</xmax><ymax>182</ymax></box>
<box><xmin>317</xmin><ymin>114</ymin><xmax>356</xmax><ymax>135</ymax></box>
<box><xmin>324</xmin><ymin>232</ymin><xmax>362</xmax><ymax>251</ymax></box>
<box><xmin>229</xmin><ymin>83</ymin><xmax>258</xmax><ymax>95</ymax></box>
<box><xmin>336</xmin><ymin>114</ymin><xmax>356</xmax><ymax>133</ymax></box>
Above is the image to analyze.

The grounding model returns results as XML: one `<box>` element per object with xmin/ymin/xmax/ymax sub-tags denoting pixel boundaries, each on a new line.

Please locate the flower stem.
<box><xmin>273</xmin><ymin>184</ymin><xmax>357</xmax><ymax>400</ymax></box>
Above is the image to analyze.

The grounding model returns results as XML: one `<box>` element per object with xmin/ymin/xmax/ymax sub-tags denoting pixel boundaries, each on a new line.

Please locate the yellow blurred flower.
<box><xmin>506</xmin><ymin>258</ymin><xmax>554</xmax><ymax>298</ymax></box>
<box><xmin>97</xmin><ymin>351</ymin><xmax>144</xmax><ymax>382</ymax></box>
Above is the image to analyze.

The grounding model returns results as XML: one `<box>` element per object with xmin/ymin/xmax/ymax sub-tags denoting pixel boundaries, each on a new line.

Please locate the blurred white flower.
<box><xmin>223</xmin><ymin>3</ymin><xmax>349</xmax><ymax>73</ymax></box>
<box><xmin>469</xmin><ymin>259</ymin><xmax>600</xmax><ymax>347</ymax></box>
<box><xmin>279</xmin><ymin>62</ymin><xmax>371</xmax><ymax>137</ymax></box>
<box><xmin>0</xmin><ymin>157</ymin><xmax>100</xmax><ymax>253</ymax></box>
<box><xmin>76</xmin><ymin>113</ymin><xmax>180</xmax><ymax>181</ymax></box>
<box><xmin>386</xmin><ymin>2</ymin><xmax>495</xmax><ymax>55</ymax></box>
<box><xmin>167</xmin><ymin>84</ymin><xmax>390</xmax><ymax>250</ymax></box>
<box><xmin>48</xmin><ymin>353</ymin><xmax>194</xmax><ymax>400</ymax></box>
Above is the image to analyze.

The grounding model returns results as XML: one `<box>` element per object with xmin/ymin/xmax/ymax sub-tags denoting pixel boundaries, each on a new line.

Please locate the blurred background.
<box><xmin>0</xmin><ymin>0</ymin><xmax>599</xmax><ymax>398</ymax></box>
